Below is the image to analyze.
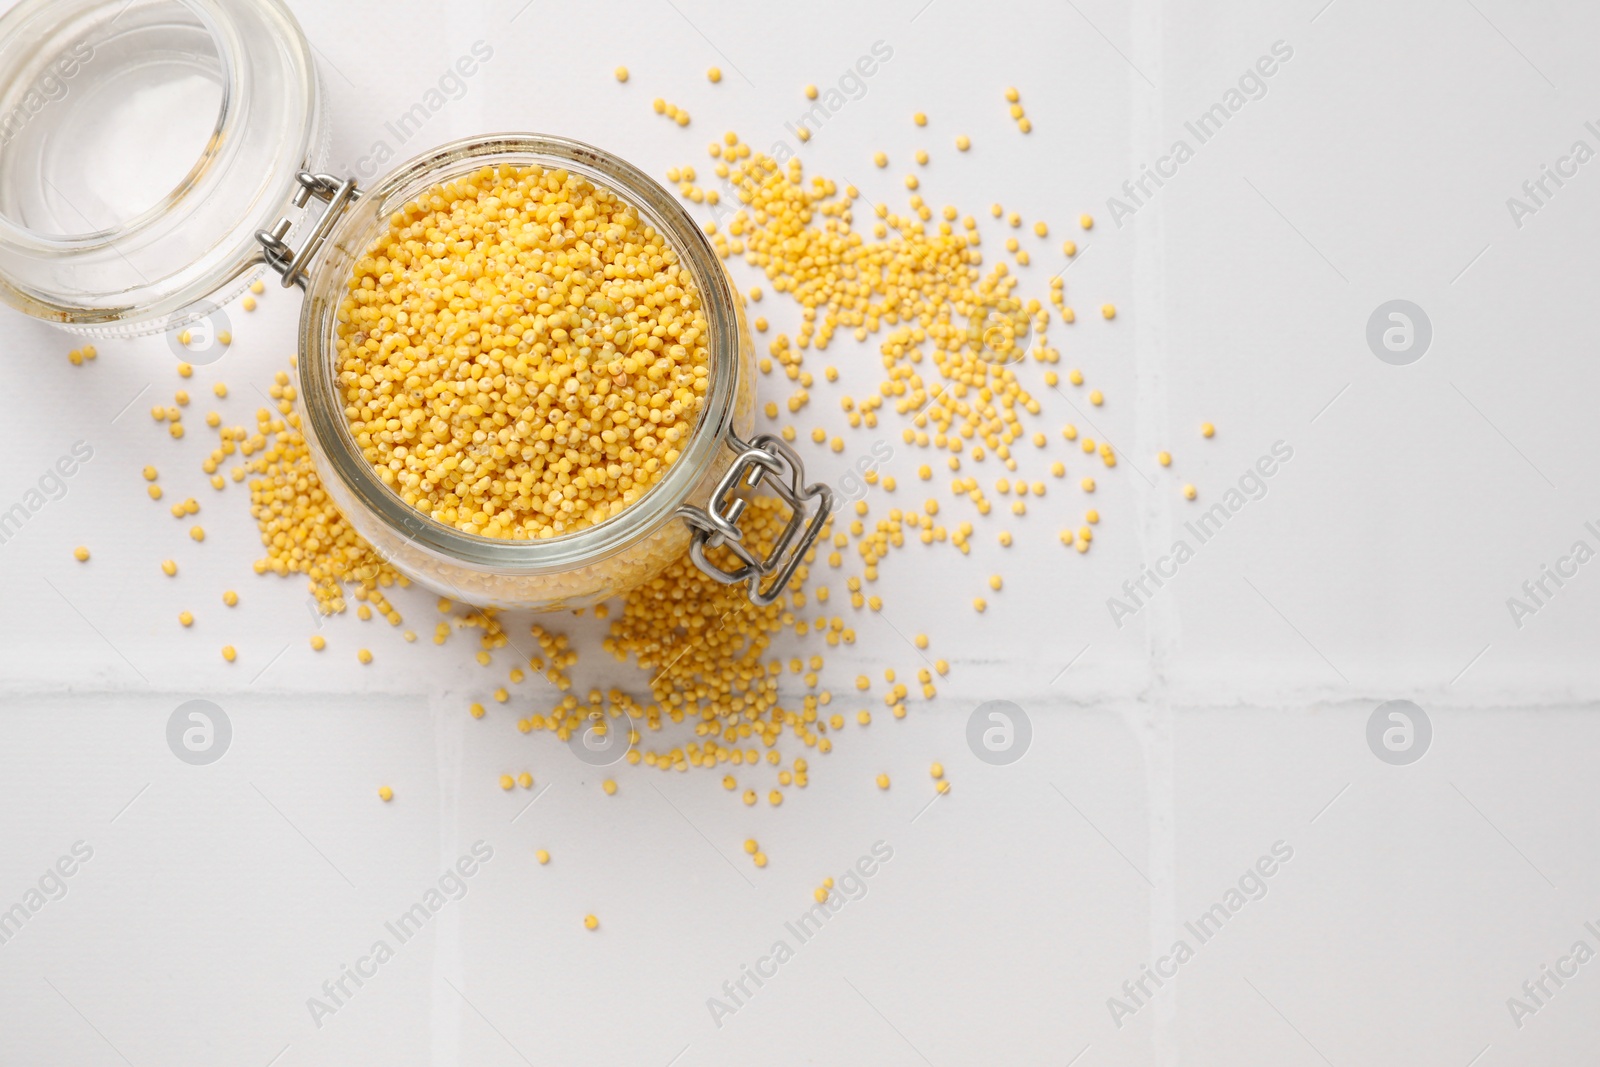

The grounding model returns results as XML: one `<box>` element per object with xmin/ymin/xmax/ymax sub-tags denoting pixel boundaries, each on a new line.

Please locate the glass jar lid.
<box><xmin>0</xmin><ymin>0</ymin><xmax>322</xmax><ymax>334</ymax></box>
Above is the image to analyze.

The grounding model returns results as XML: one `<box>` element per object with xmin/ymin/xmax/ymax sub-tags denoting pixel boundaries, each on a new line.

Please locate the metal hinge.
<box><xmin>679</xmin><ymin>433</ymin><xmax>835</xmax><ymax>607</ymax></box>
<box><xmin>256</xmin><ymin>171</ymin><xmax>361</xmax><ymax>290</ymax></box>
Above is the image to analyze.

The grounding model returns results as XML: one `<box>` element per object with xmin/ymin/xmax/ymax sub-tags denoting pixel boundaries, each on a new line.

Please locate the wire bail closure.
<box><xmin>257</xmin><ymin>171</ymin><xmax>361</xmax><ymax>289</ymax></box>
<box><xmin>679</xmin><ymin>433</ymin><xmax>835</xmax><ymax>606</ymax></box>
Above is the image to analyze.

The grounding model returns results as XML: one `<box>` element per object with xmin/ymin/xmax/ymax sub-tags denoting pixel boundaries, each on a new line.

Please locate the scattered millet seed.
<box><xmin>930</xmin><ymin>762</ymin><xmax>945</xmax><ymax>779</ymax></box>
<box><xmin>1101</xmin><ymin>304</ymin><xmax>1116</xmax><ymax>319</ymax></box>
<box><xmin>1201</xmin><ymin>422</ymin><xmax>1215</xmax><ymax>438</ymax></box>
<box><xmin>536</xmin><ymin>850</ymin><xmax>550</xmax><ymax>864</ymax></box>
<box><xmin>1063</xmin><ymin>241</ymin><xmax>1077</xmax><ymax>256</ymax></box>
<box><xmin>956</xmin><ymin>135</ymin><xmax>970</xmax><ymax>151</ymax></box>
<box><xmin>310</xmin><ymin>635</ymin><xmax>326</xmax><ymax>651</ymax></box>
<box><xmin>227</xmin><ymin>131</ymin><xmax>1135</xmax><ymax>795</ymax></box>
<box><xmin>161</xmin><ymin>560</ymin><xmax>177</xmax><ymax>576</ymax></box>
<box><xmin>189</xmin><ymin>526</ymin><xmax>204</xmax><ymax>542</ymax></box>
<box><xmin>222</xmin><ymin>646</ymin><xmax>236</xmax><ymax>662</ymax></box>
<box><xmin>603</xmin><ymin>779</ymin><xmax>618</xmax><ymax>796</ymax></box>
<box><xmin>250</xmin><ymin>279</ymin><xmax>265</xmax><ymax>295</ymax></box>
<box><xmin>804</xmin><ymin>83</ymin><xmax>818</xmax><ymax>99</ymax></box>
<box><xmin>499</xmin><ymin>775</ymin><xmax>515</xmax><ymax>791</ymax></box>
<box><xmin>222</xmin><ymin>591</ymin><xmax>238</xmax><ymax>607</ymax></box>
<box><xmin>913</xmin><ymin>111</ymin><xmax>927</xmax><ymax>126</ymax></box>
<box><xmin>178</xmin><ymin>611</ymin><xmax>194</xmax><ymax>627</ymax></box>
<box><xmin>213</xmin><ymin>382</ymin><xmax>227</xmax><ymax>398</ymax></box>
<box><xmin>915</xmin><ymin>149</ymin><xmax>929</xmax><ymax>165</ymax></box>
<box><xmin>988</xmin><ymin>575</ymin><xmax>1002</xmax><ymax>591</ymax></box>
<box><xmin>357</xmin><ymin>649</ymin><xmax>373</xmax><ymax>664</ymax></box>
<box><xmin>584</xmin><ymin>914</ymin><xmax>599</xmax><ymax>931</ymax></box>
<box><xmin>72</xmin><ymin>546</ymin><xmax>89</xmax><ymax>562</ymax></box>
<box><xmin>1183</xmin><ymin>484</ymin><xmax>1197</xmax><ymax>500</ymax></box>
<box><xmin>216</xmin><ymin>331</ymin><xmax>232</xmax><ymax>346</ymax></box>
<box><xmin>973</xmin><ymin>597</ymin><xmax>987</xmax><ymax>612</ymax></box>
<box><xmin>753</xmin><ymin>852</ymin><xmax>768</xmax><ymax>868</ymax></box>
<box><xmin>707</xmin><ymin>67</ymin><xmax>722</xmax><ymax>83</ymax></box>
<box><xmin>517</xmin><ymin>773</ymin><xmax>534</xmax><ymax>789</ymax></box>
<box><xmin>242</xmin><ymin>297</ymin><xmax>256</xmax><ymax>312</ymax></box>
<box><xmin>1080</xmin><ymin>214</ymin><xmax>1094</xmax><ymax>229</ymax></box>
<box><xmin>614</xmin><ymin>66</ymin><xmax>628</xmax><ymax>82</ymax></box>
<box><xmin>378</xmin><ymin>786</ymin><xmax>393</xmax><ymax>802</ymax></box>
<box><xmin>1157</xmin><ymin>451</ymin><xmax>1172</xmax><ymax>466</ymax></box>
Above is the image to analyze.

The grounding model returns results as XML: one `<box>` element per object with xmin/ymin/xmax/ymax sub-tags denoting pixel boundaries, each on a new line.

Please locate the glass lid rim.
<box><xmin>0</xmin><ymin>0</ymin><xmax>321</xmax><ymax>332</ymax></box>
<box><xmin>0</xmin><ymin>0</ymin><xmax>242</xmax><ymax>250</ymax></box>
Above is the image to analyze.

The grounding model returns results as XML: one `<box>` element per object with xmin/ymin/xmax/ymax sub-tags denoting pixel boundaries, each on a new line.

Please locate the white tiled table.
<box><xmin>3</xmin><ymin>0</ymin><xmax>1599</xmax><ymax>1063</ymax></box>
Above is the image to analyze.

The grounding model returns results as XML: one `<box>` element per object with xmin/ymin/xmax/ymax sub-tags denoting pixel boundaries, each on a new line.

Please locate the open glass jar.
<box><xmin>0</xmin><ymin>0</ymin><xmax>831</xmax><ymax>611</ymax></box>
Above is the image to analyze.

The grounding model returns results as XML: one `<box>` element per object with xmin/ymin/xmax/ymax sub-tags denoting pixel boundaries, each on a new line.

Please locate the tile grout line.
<box><xmin>1126</xmin><ymin>2</ymin><xmax>1181</xmax><ymax>1064</ymax></box>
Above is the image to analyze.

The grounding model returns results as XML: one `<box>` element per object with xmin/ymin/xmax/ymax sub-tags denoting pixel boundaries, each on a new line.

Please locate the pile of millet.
<box><xmin>336</xmin><ymin>163</ymin><xmax>711</xmax><ymax>540</ymax></box>
<box><xmin>130</xmin><ymin>102</ymin><xmax>1231</xmax><ymax>814</ymax></box>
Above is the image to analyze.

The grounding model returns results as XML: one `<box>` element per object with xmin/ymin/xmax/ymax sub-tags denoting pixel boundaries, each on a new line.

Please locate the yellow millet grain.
<box><xmin>226</xmin><ymin>131</ymin><xmax>1129</xmax><ymax>796</ymax></box>
<box><xmin>242</xmin><ymin>375</ymin><xmax>410</xmax><ymax>620</ymax></box>
<box><xmin>336</xmin><ymin>164</ymin><xmax>711</xmax><ymax>541</ymax></box>
<box><xmin>691</xmin><ymin>138</ymin><xmax>1042</xmax><ymax>472</ymax></box>
<box><xmin>565</xmin><ymin>497</ymin><xmax>833</xmax><ymax>767</ymax></box>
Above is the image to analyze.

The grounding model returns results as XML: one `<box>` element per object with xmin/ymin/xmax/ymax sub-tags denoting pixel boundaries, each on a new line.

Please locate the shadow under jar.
<box><xmin>0</xmin><ymin>0</ymin><xmax>831</xmax><ymax>612</ymax></box>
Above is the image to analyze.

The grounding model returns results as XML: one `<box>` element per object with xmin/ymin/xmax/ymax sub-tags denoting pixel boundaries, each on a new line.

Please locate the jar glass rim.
<box><xmin>0</xmin><ymin>0</ymin><xmax>321</xmax><ymax>333</ymax></box>
<box><xmin>0</xmin><ymin>0</ymin><xmax>240</xmax><ymax>250</ymax></box>
<box><xmin>295</xmin><ymin>133</ymin><xmax>742</xmax><ymax>576</ymax></box>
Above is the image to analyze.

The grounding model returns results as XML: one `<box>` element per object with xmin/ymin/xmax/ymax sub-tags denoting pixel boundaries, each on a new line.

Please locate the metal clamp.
<box><xmin>256</xmin><ymin>171</ymin><xmax>361</xmax><ymax>290</ymax></box>
<box><xmin>679</xmin><ymin>433</ymin><xmax>835</xmax><ymax>607</ymax></box>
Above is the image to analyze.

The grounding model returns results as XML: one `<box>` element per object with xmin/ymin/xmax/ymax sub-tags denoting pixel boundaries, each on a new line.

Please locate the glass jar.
<box><xmin>0</xmin><ymin>0</ymin><xmax>832</xmax><ymax>610</ymax></box>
